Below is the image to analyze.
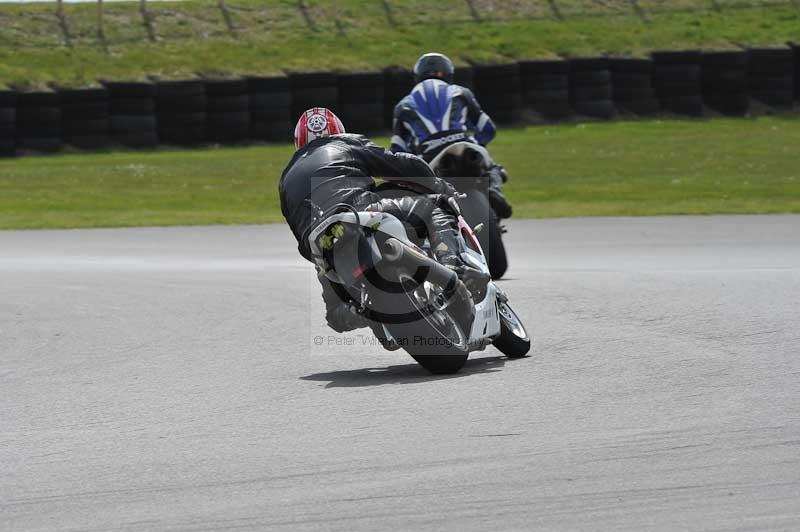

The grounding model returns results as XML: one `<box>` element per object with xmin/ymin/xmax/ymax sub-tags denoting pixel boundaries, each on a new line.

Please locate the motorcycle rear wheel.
<box><xmin>375</xmin><ymin>276</ymin><xmax>471</xmax><ymax>374</ymax></box>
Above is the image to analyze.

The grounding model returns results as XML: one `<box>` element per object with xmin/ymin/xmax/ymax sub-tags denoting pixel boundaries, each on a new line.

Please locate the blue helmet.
<box><xmin>414</xmin><ymin>53</ymin><xmax>455</xmax><ymax>84</ymax></box>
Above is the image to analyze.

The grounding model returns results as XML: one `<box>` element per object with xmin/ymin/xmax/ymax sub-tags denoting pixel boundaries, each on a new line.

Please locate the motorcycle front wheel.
<box><xmin>457</xmin><ymin>192</ymin><xmax>508</xmax><ymax>280</ymax></box>
<box><xmin>493</xmin><ymin>301</ymin><xmax>530</xmax><ymax>358</ymax></box>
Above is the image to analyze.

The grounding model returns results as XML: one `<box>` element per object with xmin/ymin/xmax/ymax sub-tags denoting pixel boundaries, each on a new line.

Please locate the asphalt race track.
<box><xmin>2</xmin><ymin>216</ymin><xmax>799</xmax><ymax>531</ymax></box>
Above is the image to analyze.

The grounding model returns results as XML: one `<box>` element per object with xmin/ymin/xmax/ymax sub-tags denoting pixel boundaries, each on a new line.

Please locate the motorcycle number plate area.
<box><xmin>469</xmin><ymin>284</ymin><xmax>502</xmax><ymax>342</ymax></box>
<box><xmin>333</xmin><ymin>232</ymin><xmax>376</xmax><ymax>287</ymax></box>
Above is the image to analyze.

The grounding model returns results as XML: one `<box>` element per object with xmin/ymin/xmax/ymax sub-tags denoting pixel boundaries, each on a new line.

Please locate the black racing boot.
<box><xmin>431</xmin><ymin>226</ymin><xmax>491</xmax><ymax>300</ymax></box>
<box><xmin>326</xmin><ymin>302</ymin><xmax>369</xmax><ymax>333</ymax></box>
<box><xmin>488</xmin><ymin>188</ymin><xmax>513</xmax><ymax>220</ymax></box>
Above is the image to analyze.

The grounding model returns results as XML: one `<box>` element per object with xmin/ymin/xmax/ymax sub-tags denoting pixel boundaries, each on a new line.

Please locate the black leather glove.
<box><xmin>432</xmin><ymin>179</ymin><xmax>458</xmax><ymax>198</ymax></box>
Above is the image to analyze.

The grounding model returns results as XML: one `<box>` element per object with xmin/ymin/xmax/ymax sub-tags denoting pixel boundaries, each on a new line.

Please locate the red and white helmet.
<box><xmin>294</xmin><ymin>107</ymin><xmax>346</xmax><ymax>150</ymax></box>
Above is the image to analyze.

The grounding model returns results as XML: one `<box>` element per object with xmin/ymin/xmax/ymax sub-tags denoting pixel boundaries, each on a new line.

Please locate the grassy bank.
<box><xmin>0</xmin><ymin>1</ymin><xmax>798</xmax><ymax>87</ymax></box>
<box><xmin>1</xmin><ymin>116</ymin><xmax>798</xmax><ymax>230</ymax></box>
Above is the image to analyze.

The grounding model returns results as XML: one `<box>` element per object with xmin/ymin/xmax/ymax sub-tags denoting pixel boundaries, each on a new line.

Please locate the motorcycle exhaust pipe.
<box><xmin>382</xmin><ymin>238</ymin><xmax>459</xmax><ymax>292</ymax></box>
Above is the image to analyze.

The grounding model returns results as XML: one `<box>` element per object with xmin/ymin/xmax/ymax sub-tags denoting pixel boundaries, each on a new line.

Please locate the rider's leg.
<box><xmin>485</xmin><ymin>164</ymin><xmax>513</xmax><ymax>219</ymax></box>
<box><xmin>319</xmin><ymin>271</ymin><xmax>368</xmax><ymax>333</ymax></box>
<box><xmin>362</xmin><ymin>194</ymin><xmax>489</xmax><ymax>296</ymax></box>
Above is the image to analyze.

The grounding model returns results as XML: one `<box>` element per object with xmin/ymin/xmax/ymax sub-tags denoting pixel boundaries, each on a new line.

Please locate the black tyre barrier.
<box><xmin>208</xmin><ymin>111</ymin><xmax>250</xmax><ymax>143</ymax></box>
<box><xmin>248</xmin><ymin>76</ymin><xmax>290</xmax><ymax>93</ymax></box>
<box><xmin>340</xmin><ymin>103</ymin><xmax>386</xmax><ymax>132</ymax></box>
<box><xmin>612</xmin><ymin>73</ymin><xmax>653</xmax><ymax>88</ymax></box>
<box><xmin>702</xmin><ymin>70</ymin><xmax>748</xmax><ymax>92</ymax></box>
<box><xmin>103</xmin><ymin>81</ymin><xmax>158</xmax><ymax>98</ymax></box>
<box><xmin>571</xmin><ymin>70</ymin><xmax>611</xmax><ymax>84</ymax></box>
<box><xmin>520</xmin><ymin>59</ymin><xmax>571</xmax><ymax>75</ymax></box>
<box><xmin>207</xmin><ymin>95</ymin><xmax>250</xmax><ymax>113</ymax></box>
<box><xmin>655</xmin><ymin>65</ymin><xmax>702</xmax><ymax>83</ymax></box>
<box><xmin>158</xmin><ymin>126</ymin><xmax>207</xmax><ymax>146</ymax></box>
<box><xmin>0</xmin><ymin>90</ymin><xmax>17</xmax><ymax>107</ymax></box>
<box><xmin>59</xmin><ymin>87</ymin><xmax>110</xmax><ymax>149</ymax></box>
<box><xmin>748</xmin><ymin>76</ymin><xmax>794</xmax><ymax>90</ymax></box>
<box><xmin>111</xmin><ymin>98</ymin><xmax>156</xmax><ymax>115</ymax></box>
<box><xmin>62</xmin><ymin>102</ymin><xmax>110</xmax><ymax>120</ymax></box>
<box><xmin>795</xmin><ymin>43</ymin><xmax>800</xmax><ymax>102</ymax></box>
<box><xmin>248</xmin><ymin>76</ymin><xmax>292</xmax><ymax>143</ymax></box>
<box><xmin>63</xmin><ymin>118</ymin><xmax>109</xmax><ymax>135</ymax></box>
<box><xmin>338</xmin><ymin>72</ymin><xmax>385</xmax><ymax>133</ymax></box>
<box><xmin>660</xmin><ymin>95</ymin><xmax>704</xmax><ymax>116</ymax></box>
<box><xmin>571</xmin><ymin>85</ymin><xmax>612</xmax><ymax>102</ymax></box>
<box><xmin>18</xmin><ymin>91</ymin><xmax>60</xmax><ymax>107</ymax></box>
<box><xmin>474</xmin><ymin>63</ymin><xmax>523</xmax><ymax>124</ymax></box>
<box><xmin>0</xmin><ymin>107</ymin><xmax>17</xmax><ymax>125</ymax></box>
<box><xmin>17</xmin><ymin>107</ymin><xmax>62</xmax><ymax>125</ymax></box>
<box><xmin>616</xmin><ymin>99</ymin><xmax>661</xmax><ymax>115</ymax></box>
<box><xmin>748</xmin><ymin>47</ymin><xmax>795</xmax><ymax>109</ymax></box>
<box><xmin>0</xmin><ymin>91</ymin><xmax>14</xmax><ymax>157</ymax></box>
<box><xmin>653</xmin><ymin>50</ymin><xmax>703</xmax><ymax>116</ymax></box>
<box><xmin>250</xmin><ymin>122</ymin><xmax>293</xmax><ymax>142</ymax></box>
<box><xmin>290</xmin><ymin>72</ymin><xmax>338</xmax><ymax>119</ymax></box>
<box><xmin>609</xmin><ymin>58</ymin><xmax>653</xmax><ymax>74</ymax></box>
<box><xmin>250</xmin><ymin>92</ymin><xmax>292</xmax><ymax>110</ymax></box>
<box><xmin>111</xmin><ymin>115</ymin><xmax>157</xmax><ymax>132</ymax></box>
<box><xmin>658</xmin><ymin>81</ymin><xmax>705</xmax><ymax>97</ymax></box>
<box><xmin>205</xmin><ymin>80</ymin><xmax>250</xmax><ymax>143</ymax></box>
<box><xmin>5</xmin><ymin>45</ymin><xmax>800</xmax><ymax>158</ymax></box>
<box><xmin>524</xmin><ymin>73</ymin><xmax>569</xmax><ymax>90</ymax></box>
<box><xmin>651</xmin><ymin>50</ymin><xmax>703</xmax><ymax>65</ymax></box>
<box><xmin>16</xmin><ymin>137</ymin><xmax>61</xmax><ymax>153</ymax></box>
<box><xmin>572</xmin><ymin>100</ymin><xmax>616</xmax><ymax>119</ymax></box>
<box><xmin>705</xmin><ymin>93</ymin><xmax>751</xmax><ymax>116</ymax></box>
<box><xmin>613</xmin><ymin>87</ymin><xmax>655</xmax><ymax>101</ymax></box>
<box><xmin>525</xmin><ymin>88</ymin><xmax>569</xmax><ymax>101</ymax></box>
<box><xmin>751</xmin><ymin>90</ymin><xmax>795</xmax><ymax>107</ymax></box>
<box><xmin>103</xmin><ymin>81</ymin><xmax>158</xmax><ymax>148</ymax></box>
<box><xmin>383</xmin><ymin>67</ymin><xmax>415</xmax><ymax>128</ymax></box>
<box><xmin>454</xmin><ymin>66</ymin><xmax>475</xmax><ymax>90</ymax></box>
<box><xmin>570</xmin><ymin>57</ymin><xmax>616</xmax><ymax>119</ymax></box>
<box><xmin>339</xmin><ymin>72</ymin><xmax>385</xmax><ymax>104</ymax></box>
<box><xmin>60</xmin><ymin>87</ymin><xmax>108</xmax><ymax>104</ymax></box>
<box><xmin>16</xmin><ymin>91</ymin><xmax>61</xmax><ymax>153</ymax></box>
<box><xmin>205</xmin><ymin>79</ymin><xmax>248</xmax><ymax>98</ymax></box>
<box><xmin>158</xmin><ymin>111</ymin><xmax>206</xmax><ymax>128</ymax></box>
<box><xmin>156</xmin><ymin>79</ymin><xmax>206</xmax><ymax>145</ymax></box>
<box><xmin>703</xmin><ymin>50</ymin><xmax>748</xmax><ymax>68</ymax></box>
<box><xmin>520</xmin><ymin>60</ymin><xmax>571</xmax><ymax>120</ymax></box>
<box><xmin>701</xmin><ymin>50</ymin><xmax>750</xmax><ymax>116</ymax></box>
<box><xmin>113</xmin><ymin>130</ymin><xmax>159</xmax><ymax>148</ymax></box>
<box><xmin>0</xmin><ymin>139</ymin><xmax>14</xmax><ymax>157</ymax></box>
<box><xmin>293</xmin><ymin>87</ymin><xmax>338</xmax><ymax>110</ymax></box>
<box><xmin>251</xmin><ymin>108</ymin><xmax>293</xmax><ymax>123</ymax></box>
<box><xmin>748</xmin><ymin>47</ymin><xmax>794</xmax><ymax>75</ymax></box>
<box><xmin>65</xmin><ymin>135</ymin><xmax>111</xmax><ymax>150</ymax></box>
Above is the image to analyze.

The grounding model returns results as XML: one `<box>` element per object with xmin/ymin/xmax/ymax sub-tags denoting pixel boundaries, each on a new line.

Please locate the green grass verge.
<box><xmin>1</xmin><ymin>116</ymin><xmax>798</xmax><ymax>230</ymax></box>
<box><xmin>0</xmin><ymin>1</ymin><xmax>799</xmax><ymax>87</ymax></box>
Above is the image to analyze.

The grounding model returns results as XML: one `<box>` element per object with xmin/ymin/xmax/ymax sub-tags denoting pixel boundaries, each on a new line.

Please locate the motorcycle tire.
<box><xmin>487</xmin><ymin>217</ymin><xmax>509</xmax><ymax>280</ymax></box>
<box><xmin>457</xmin><ymin>192</ymin><xmax>508</xmax><ymax>280</ymax></box>
<box><xmin>368</xmin><ymin>273</ymin><xmax>471</xmax><ymax>375</ymax></box>
<box><xmin>494</xmin><ymin>301</ymin><xmax>531</xmax><ymax>359</ymax></box>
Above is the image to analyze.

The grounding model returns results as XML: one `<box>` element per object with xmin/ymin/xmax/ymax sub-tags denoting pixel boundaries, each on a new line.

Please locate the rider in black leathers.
<box><xmin>280</xmin><ymin>111</ymin><xmax>486</xmax><ymax>333</ymax></box>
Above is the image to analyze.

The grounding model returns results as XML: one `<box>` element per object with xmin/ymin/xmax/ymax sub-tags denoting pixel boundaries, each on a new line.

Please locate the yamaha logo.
<box><xmin>307</xmin><ymin>114</ymin><xmax>328</xmax><ymax>133</ymax></box>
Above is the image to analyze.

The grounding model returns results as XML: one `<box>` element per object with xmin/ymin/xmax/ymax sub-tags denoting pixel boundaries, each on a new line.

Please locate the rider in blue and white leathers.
<box><xmin>390</xmin><ymin>53</ymin><xmax>513</xmax><ymax>219</ymax></box>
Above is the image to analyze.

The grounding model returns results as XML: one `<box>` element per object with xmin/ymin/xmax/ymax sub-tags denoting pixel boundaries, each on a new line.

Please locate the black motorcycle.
<box><xmin>427</xmin><ymin>141</ymin><xmax>508</xmax><ymax>280</ymax></box>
